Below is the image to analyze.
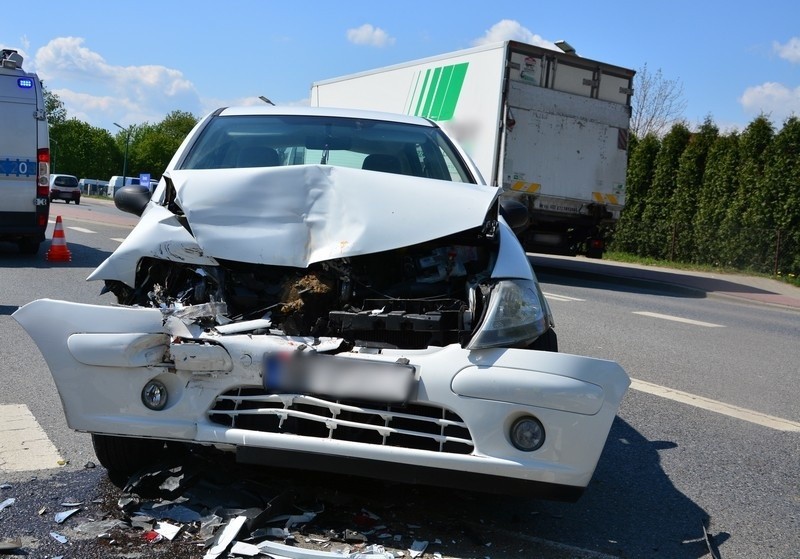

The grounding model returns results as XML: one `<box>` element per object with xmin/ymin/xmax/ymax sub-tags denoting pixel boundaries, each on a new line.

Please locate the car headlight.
<box><xmin>467</xmin><ymin>279</ymin><xmax>548</xmax><ymax>349</ymax></box>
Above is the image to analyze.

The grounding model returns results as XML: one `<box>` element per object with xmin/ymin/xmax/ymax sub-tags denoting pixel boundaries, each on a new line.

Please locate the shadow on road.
<box><xmin>0</xmin><ymin>241</ymin><xmax>113</xmax><ymax>270</ymax></box>
<box><xmin>529</xmin><ymin>252</ymin><xmax>796</xmax><ymax>302</ymax></box>
<box><xmin>523</xmin><ymin>416</ymin><xmax>729</xmax><ymax>558</ymax></box>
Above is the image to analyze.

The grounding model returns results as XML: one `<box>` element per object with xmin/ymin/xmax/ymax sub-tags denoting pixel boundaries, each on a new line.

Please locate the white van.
<box><xmin>0</xmin><ymin>49</ymin><xmax>50</xmax><ymax>254</ymax></box>
<box><xmin>109</xmin><ymin>175</ymin><xmax>159</xmax><ymax>195</ymax></box>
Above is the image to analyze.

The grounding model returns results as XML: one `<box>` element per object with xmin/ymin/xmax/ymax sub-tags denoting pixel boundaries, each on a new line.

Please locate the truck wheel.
<box><xmin>92</xmin><ymin>434</ymin><xmax>169</xmax><ymax>479</ymax></box>
<box><xmin>18</xmin><ymin>239</ymin><xmax>40</xmax><ymax>255</ymax></box>
<box><xmin>586</xmin><ymin>247</ymin><xmax>603</xmax><ymax>259</ymax></box>
<box><xmin>75</xmin><ymin>198</ymin><xmax>80</xmax><ymax>205</ymax></box>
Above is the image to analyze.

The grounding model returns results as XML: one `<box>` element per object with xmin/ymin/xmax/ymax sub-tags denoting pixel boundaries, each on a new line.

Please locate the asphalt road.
<box><xmin>1</xmin><ymin>199</ymin><xmax>798</xmax><ymax>558</ymax></box>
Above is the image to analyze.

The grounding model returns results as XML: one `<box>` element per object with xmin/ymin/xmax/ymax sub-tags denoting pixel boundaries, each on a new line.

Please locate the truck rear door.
<box><xmin>502</xmin><ymin>75</ymin><xmax>630</xmax><ymax>217</ymax></box>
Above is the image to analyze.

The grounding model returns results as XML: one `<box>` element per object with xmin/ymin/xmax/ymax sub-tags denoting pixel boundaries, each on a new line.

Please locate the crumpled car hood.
<box><xmin>170</xmin><ymin>165</ymin><xmax>498</xmax><ymax>267</ymax></box>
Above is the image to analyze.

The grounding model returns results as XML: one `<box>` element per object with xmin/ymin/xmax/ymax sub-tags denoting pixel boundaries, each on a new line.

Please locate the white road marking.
<box><xmin>632</xmin><ymin>311</ymin><xmax>724</xmax><ymax>328</ymax></box>
<box><xmin>0</xmin><ymin>404</ymin><xmax>64</xmax><ymax>471</ymax></box>
<box><xmin>542</xmin><ymin>292</ymin><xmax>585</xmax><ymax>302</ymax></box>
<box><xmin>110</xmin><ymin>238</ymin><xmax>126</xmax><ymax>243</ymax></box>
<box><xmin>67</xmin><ymin>226</ymin><xmax>96</xmax><ymax>234</ymax></box>
<box><xmin>630</xmin><ymin>378</ymin><xmax>800</xmax><ymax>432</ymax></box>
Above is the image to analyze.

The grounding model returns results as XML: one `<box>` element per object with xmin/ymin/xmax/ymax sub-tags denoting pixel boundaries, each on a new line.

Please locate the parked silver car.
<box><xmin>49</xmin><ymin>173</ymin><xmax>81</xmax><ymax>204</ymax></box>
<box><xmin>14</xmin><ymin>106</ymin><xmax>629</xmax><ymax>501</ymax></box>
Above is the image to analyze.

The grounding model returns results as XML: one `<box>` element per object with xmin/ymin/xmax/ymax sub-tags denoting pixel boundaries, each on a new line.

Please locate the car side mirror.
<box><xmin>114</xmin><ymin>184</ymin><xmax>152</xmax><ymax>217</ymax></box>
<box><xmin>499</xmin><ymin>197</ymin><xmax>529</xmax><ymax>234</ymax></box>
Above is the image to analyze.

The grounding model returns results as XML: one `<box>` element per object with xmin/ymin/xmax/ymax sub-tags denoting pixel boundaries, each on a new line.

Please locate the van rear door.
<box><xmin>0</xmin><ymin>68</ymin><xmax>49</xmax><ymax>253</ymax></box>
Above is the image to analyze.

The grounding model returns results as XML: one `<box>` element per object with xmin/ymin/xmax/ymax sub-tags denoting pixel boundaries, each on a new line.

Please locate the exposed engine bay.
<box><xmin>104</xmin><ymin>228</ymin><xmax>497</xmax><ymax>350</ymax></box>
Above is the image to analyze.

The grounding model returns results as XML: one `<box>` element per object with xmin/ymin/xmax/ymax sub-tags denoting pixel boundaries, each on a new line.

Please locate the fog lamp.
<box><xmin>510</xmin><ymin>416</ymin><xmax>545</xmax><ymax>451</ymax></box>
<box><xmin>141</xmin><ymin>379</ymin><xmax>168</xmax><ymax>410</ymax></box>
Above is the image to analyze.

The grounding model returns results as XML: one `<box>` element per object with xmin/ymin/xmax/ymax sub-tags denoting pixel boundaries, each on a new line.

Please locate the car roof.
<box><xmin>217</xmin><ymin>105</ymin><xmax>437</xmax><ymax>127</ymax></box>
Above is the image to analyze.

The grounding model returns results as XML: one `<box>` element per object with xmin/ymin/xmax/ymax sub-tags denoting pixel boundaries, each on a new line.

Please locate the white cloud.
<box><xmin>740</xmin><ymin>82</ymin><xmax>800</xmax><ymax>123</ymax></box>
<box><xmin>472</xmin><ymin>19</ymin><xmax>558</xmax><ymax>50</ymax></box>
<box><xmin>33</xmin><ymin>37</ymin><xmax>201</xmax><ymax>130</ymax></box>
<box><xmin>773</xmin><ymin>37</ymin><xmax>800</xmax><ymax>64</ymax></box>
<box><xmin>346</xmin><ymin>24</ymin><xmax>395</xmax><ymax>48</ymax></box>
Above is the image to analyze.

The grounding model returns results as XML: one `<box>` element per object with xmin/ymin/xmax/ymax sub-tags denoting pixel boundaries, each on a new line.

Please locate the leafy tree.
<box><xmin>693</xmin><ymin>133</ymin><xmax>739</xmax><ymax>264</ymax></box>
<box><xmin>721</xmin><ymin>115</ymin><xmax>774</xmax><ymax>269</ymax></box>
<box><xmin>762</xmin><ymin>116</ymin><xmax>800</xmax><ymax>274</ymax></box>
<box><xmin>669</xmin><ymin>117</ymin><xmax>718</xmax><ymax>261</ymax></box>
<box><xmin>630</xmin><ymin>64</ymin><xmax>688</xmax><ymax>138</ymax></box>
<box><xmin>50</xmin><ymin>119</ymin><xmax>120</xmax><ymax>180</ymax></box>
<box><xmin>42</xmin><ymin>83</ymin><xmax>67</xmax><ymax>125</ymax></box>
<box><xmin>134</xmin><ymin>111</ymin><xmax>198</xmax><ymax>177</ymax></box>
<box><xmin>638</xmin><ymin>122</ymin><xmax>691</xmax><ymax>258</ymax></box>
<box><xmin>611</xmin><ymin>133</ymin><xmax>660</xmax><ymax>254</ymax></box>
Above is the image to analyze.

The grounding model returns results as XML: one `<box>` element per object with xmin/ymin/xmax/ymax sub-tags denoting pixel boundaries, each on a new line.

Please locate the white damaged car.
<box><xmin>14</xmin><ymin>107</ymin><xmax>629</xmax><ymax>501</ymax></box>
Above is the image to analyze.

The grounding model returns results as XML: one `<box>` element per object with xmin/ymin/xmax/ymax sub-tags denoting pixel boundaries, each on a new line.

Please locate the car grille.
<box><xmin>208</xmin><ymin>387</ymin><xmax>474</xmax><ymax>454</ymax></box>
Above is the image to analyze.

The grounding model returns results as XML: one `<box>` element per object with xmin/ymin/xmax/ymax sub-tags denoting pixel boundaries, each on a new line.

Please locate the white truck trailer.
<box><xmin>311</xmin><ymin>40</ymin><xmax>635</xmax><ymax>257</ymax></box>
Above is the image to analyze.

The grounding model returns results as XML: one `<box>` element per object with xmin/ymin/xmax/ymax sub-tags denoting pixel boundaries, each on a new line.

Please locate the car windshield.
<box><xmin>179</xmin><ymin>115</ymin><xmax>474</xmax><ymax>183</ymax></box>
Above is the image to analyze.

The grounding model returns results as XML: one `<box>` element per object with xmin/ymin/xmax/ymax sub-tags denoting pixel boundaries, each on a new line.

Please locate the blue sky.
<box><xmin>2</xmin><ymin>0</ymin><xmax>798</xmax><ymax>134</ymax></box>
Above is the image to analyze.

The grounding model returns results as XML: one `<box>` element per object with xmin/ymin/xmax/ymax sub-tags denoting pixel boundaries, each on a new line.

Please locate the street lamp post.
<box><xmin>113</xmin><ymin>122</ymin><xmax>131</xmax><ymax>195</ymax></box>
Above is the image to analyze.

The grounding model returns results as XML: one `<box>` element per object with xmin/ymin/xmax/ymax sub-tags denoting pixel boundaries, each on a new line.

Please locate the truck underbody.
<box><xmin>509</xmin><ymin>194</ymin><xmax>614</xmax><ymax>258</ymax></box>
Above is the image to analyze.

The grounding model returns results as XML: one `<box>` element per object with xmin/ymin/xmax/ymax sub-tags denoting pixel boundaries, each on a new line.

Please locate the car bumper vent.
<box><xmin>209</xmin><ymin>387</ymin><xmax>474</xmax><ymax>454</ymax></box>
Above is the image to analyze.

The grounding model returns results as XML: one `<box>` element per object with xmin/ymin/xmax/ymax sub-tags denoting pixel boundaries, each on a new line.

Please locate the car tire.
<box><xmin>75</xmin><ymin>198</ymin><xmax>80</xmax><ymax>205</ymax></box>
<box><xmin>18</xmin><ymin>239</ymin><xmax>40</xmax><ymax>255</ymax></box>
<box><xmin>92</xmin><ymin>434</ymin><xmax>170</xmax><ymax>479</ymax></box>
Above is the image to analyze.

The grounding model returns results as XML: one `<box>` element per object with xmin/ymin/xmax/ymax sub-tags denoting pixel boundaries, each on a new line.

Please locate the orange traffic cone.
<box><xmin>45</xmin><ymin>215</ymin><xmax>72</xmax><ymax>262</ymax></box>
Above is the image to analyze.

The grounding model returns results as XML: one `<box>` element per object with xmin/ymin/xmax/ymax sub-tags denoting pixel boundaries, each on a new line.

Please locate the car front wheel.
<box><xmin>91</xmin><ymin>433</ymin><xmax>171</xmax><ymax>480</ymax></box>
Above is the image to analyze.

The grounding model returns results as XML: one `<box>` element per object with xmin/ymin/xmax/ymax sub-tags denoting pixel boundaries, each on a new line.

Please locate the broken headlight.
<box><xmin>467</xmin><ymin>279</ymin><xmax>548</xmax><ymax>349</ymax></box>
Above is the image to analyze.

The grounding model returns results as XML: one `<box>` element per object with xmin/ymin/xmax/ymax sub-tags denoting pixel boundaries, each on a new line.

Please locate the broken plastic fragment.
<box><xmin>144</xmin><ymin>530</ymin><xmax>163</xmax><ymax>543</ymax></box>
<box><xmin>252</xmin><ymin>526</ymin><xmax>289</xmax><ymax>539</ymax></box>
<box><xmin>54</xmin><ymin>508</ymin><xmax>80</xmax><ymax>523</ymax></box>
<box><xmin>165</xmin><ymin>315</ymin><xmax>205</xmax><ymax>338</ymax></box>
<box><xmin>204</xmin><ymin>515</ymin><xmax>247</xmax><ymax>559</ymax></box>
<box><xmin>408</xmin><ymin>540</ymin><xmax>428</xmax><ymax>558</ymax></box>
<box><xmin>353</xmin><ymin>546</ymin><xmax>395</xmax><ymax>559</ymax></box>
<box><xmin>230</xmin><ymin>540</ymin><xmax>261</xmax><ymax>556</ymax></box>
<box><xmin>50</xmin><ymin>531</ymin><xmax>68</xmax><ymax>544</ymax></box>
<box><xmin>257</xmin><ymin>539</ymin><xmax>394</xmax><ymax>558</ymax></box>
<box><xmin>215</xmin><ymin>318</ymin><xmax>273</xmax><ymax>334</ymax></box>
<box><xmin>0</xmin><ymin>498</ymin><xmax>14</xmax><ymax>511</ymax></box>
<box><xmin>75</xmin><ymin>518</ymin><xmax>130</xmax><ymax>537</ymax></box>
<box><xmin>0</xmin><ymin>538</ymin><xmax>22</xmax><ymax>552</ymax></box>
<box><xmin>155</xmin><ymin>520</ymin><xmax>182</xmax><ymax>541</ymax></box>
<box><xmin>166</xmin><ymin>302</ymin><xmax>228</xmax><ymax>322</ymax></box>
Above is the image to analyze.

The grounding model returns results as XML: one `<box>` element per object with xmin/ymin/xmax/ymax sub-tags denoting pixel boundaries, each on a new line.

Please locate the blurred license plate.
<box><xmin>264</xmin><ymin>352</ymin><xmax>415</xmax><ymax>403</ymax></box>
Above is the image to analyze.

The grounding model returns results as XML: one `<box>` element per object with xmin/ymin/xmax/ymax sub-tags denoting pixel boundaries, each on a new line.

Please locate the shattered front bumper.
<box><xmin>14</xmin><ymin>299</ymin><xmax>629</xmax><ymax>501</ymax></box>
